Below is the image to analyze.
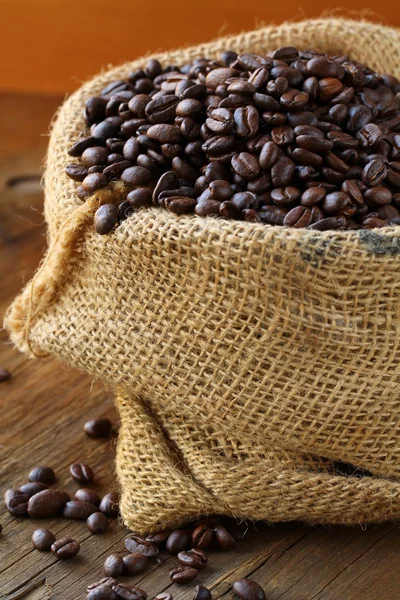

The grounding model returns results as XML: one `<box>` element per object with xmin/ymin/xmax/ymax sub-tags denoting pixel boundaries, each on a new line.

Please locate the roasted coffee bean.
<box><xmin>166</xmin><ymin>529</ymin><xmax>192</xmax><ymax>554</ymax></box>
<box><xmin>82</xmin><ymin>173</ymin><xmax>109</xmax><ymax>194</ymax></box>
<box><xmin>81</xmin><ymin>147</ymin><xmax>109</xmax><ymax>168</ymax></box>
<box><xmin>193</xmin><ymin>586</ymin><xmax>212</xmax><ymax>600</ymax></box>
<box><xmin>104</xmin><ymin>554</ymin><xmax>124</xmax><ymax>577</ymax></box>
<box><xmin>259</xmin><ymin>205</ymin><xmax>287</xmax><ymax>225</ymax></box>
<box><xmin>122</xmin><ymin>553</ymin><xmax>149</xmax><ymax>575</ymax></box>
<box><xmin>178</xmin><ymin>548</ymin><xmax>208</xmax><ymax>569</ymax></box>
<box><xmin>271</xmin><ymin>186</ymin><xmax>300</xmax><ymax>206</ymax></box>
<box><xmin>63</xmin><ymin>500</ymin><xmax>98</xmax><ymax>520</ymax></box>
<box><xmin>284</xmin><ymin>206</ymin><xmax>313</xmax><ymax>227</ymax></box>
<box><xmin>145</xmin><ymin>531</ymin><xmax>170</xmax><ymax>546</ymax></box>
<box><xmin>28</xmin><ymin>490</ymin><xmax>70</xmax><ymax>518</ymax></box>
<box><xmin>362</xmin><ymin>159</ymin><xmax>387</xmax><ymax>186</ymax></box>
<box><xmin>234</xmin><ymin>106</ymin><xmax>259</xmax><ymax>138</ymax></box>
<box><xmin>125</xmin><ymin>535</ymin><xmax>159</xmax><ymax>557</ymax></box>
<box><xmin>32</xmin><ymin>528</ymin><xmax>56</xmax><ymax>551</ymax></box>
<box><xmin>75</xmin><ymin>488</ymin><xmax>101</xmax><ymax>505</ymax></box>
<box><xmin>192</xmin><ymin>524</ymin><xmax>214</xmax><ymax>549</ymax></box>
<box><xmin>99</xmin><ymin>492</ymin><xmax>119</xmax><ymax>517</ymax></box>
<box><xmin>322</xmin><ymin>192</ymin><xmax>350</xmax><ymax>213</ymax></box>
<box><xmin>126</xmin><ymin>187</ymin><xmax>153</xmax><ymax>208</ymax></box>
<box><xmin>296</xmin><ymin>135</ymin><xmax>333</xmax><ymax>153</ymax></box>
<box><xmin>68</xmin><ymin>136</ymin><xmax>96</xmax><ymax>157</ymax></box>
<box><xmin>259</xmin><ymin>141</ymin><xmax>280</xmax><ymax>169</ymax></box>
<box><xmin>233</xmin><ymin>580</ymin><xmax>266</xmax><ymax>600</ymax></box>
<box><xmin>28</xmin><ymin>466</ymin><xmax>56</xmax><ymax>484</ymax></box>
<box><xmin>364</xmin><ymin>187</ymin><xmax>392</xmax><ymax>205</ymax></box>
<box><xmin>308</xmin><ymin>215</ymin><xmax>347</xmax><ymax>230</ymax></box>
<box><xmin>214</xmin><ymin>524</ymin><xmax>236</xmax><ymax>550</ymax></box>
<box><xmin>271</xmin><ymin>126</ymin><xmax>295</xmax><ymax>146</ymax></box>
<box><xmin>165</xmin><ymin>196</ymin><xmax>197</xmax><ymax>214</ymax></box>
<box><xmin>271</xmin><ymin>157</ymin><xmax>295</xmax><ymax>187</ymax></box>
<box><xmin>231</xmin><ymin>153</ymin><xmax>260</xmax><ymax>179</ymax></box>
<box><xmin>5</xmin><ymin>490</ymin><xmax>29</xmax><ymax>516</ymax></box>
<box><xmin>65</xmin><ymin>163</ymin><xmax>89</xmax><ymax>182</ymax></box>
<box><xmin>19</xmin><ymin>482</ymin><xmax>48</xmax><ymax>497</ymax></box>
<box><xmin>94</xmin><ymin>204</ymin><xmax>118</xmax><ymax>235</ymax></box>
<box><xmin>84</xmin><ymin>418</ymin><xmax>112</xmax><ymax>438</ymax></box>
<box><xmin>51</xmin><ymin>537</ymin><xmax>80</xmax><ymax>560</ymax></box>
<box><xmin>70</xmin><ymin>463</ymin><xmax>94</xmax><ymax>484</ymax></box>
<box><xmin>87</xmin><ymin>512</ymin><xmax>108</xmax><ymax>534</ymax></box>
<box><xmin>87</xmin><ymin>588</ymin><xmax>118</xmax><ymax>600</ymax></box>
<box><xmin>103</xmin><ymin>160</ymin><xmax>132</xmax><ymax>178</ymax></box>
<box><xmin>209</xmin><ymin>180</ymin><xmax>232</xmax><ymax>200</ymax></box>
<box><xmin>88</xmin><ymin>578</ymin><xmax>118</xmax><ymax>594</ymax></box>
<box><xmin>170</xmin><ymin>566</ymin><xmax>199</xmax><ymax>584</ymax></box>
<box><xmin>112</xmin><ymin>583</ymin><xmax>147</xmax><ymax>600</ymax></box>
<box><xmin>301</xmin><ymin>186</ymin><xmax>327</xmax><ymax>206</ymax></box>
<box><xmin>121</xmin><ymin>166</ymin><xmax>152</xmax><ymax>186</ymax></box>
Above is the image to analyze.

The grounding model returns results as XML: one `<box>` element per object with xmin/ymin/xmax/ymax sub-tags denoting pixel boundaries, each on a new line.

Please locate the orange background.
<box><xmin>1</xmin><ymin>0</ymin><xmax>399</xmax><ymax>94</ymax></box>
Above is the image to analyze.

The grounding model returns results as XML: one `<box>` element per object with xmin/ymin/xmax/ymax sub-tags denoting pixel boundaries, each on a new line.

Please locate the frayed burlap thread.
<box><xmin>5</xmin><ymin>18</ymin><xmax>400</xmax><ymax>533</ymax></box>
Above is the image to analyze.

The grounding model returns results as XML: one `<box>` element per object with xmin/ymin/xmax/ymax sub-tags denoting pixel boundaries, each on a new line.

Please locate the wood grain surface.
<box><xmin>1</xmin><ymin>93</ymin><xmax>400</xmax><ymax>600</ymax></box>
<box><xmin>0</xmin><ymin>3</ymin><xmax>399</xmax><ymax>94</ymax></box>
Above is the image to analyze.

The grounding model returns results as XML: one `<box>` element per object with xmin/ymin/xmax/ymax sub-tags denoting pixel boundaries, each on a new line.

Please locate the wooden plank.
<box><xmin>0</xmin><ymin>92</ymin><xmax>400</xmax><ymax>599</ymax></box>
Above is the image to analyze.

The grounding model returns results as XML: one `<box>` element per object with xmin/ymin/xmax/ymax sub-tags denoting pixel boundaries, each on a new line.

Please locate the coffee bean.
<box><xmin>87</xmin><ymin>512</ymin><xmax>108</xmax><ymax>534</ymax></box>
<box><xmin>271</xmin><ymin>157</ymin><xmax>295</xmax><ymax>187</ymax></box>
<box><xmin>362</xmin><ymin>159</ymin><xmax>387</xmax><ymax>186</ymax></box>
<box><xmin>364</xmin><ymin>187</ymin><xmax>392</xmax><ymax>205</ymax></box>
<box><xmin>165</xmin><ymin>196</ymin><xmax>197</xmax><ymax>214</ymax></box>
<box><xmin>68</xmin><ymin>136</ymin><xmax>96</xmax><ymax>157</ymax></box>
<box><xmin>75</xmin><ymin>488</ymin><xmax>101</xmax><ymax>505</ymax></box>
<box><xmin>231</xmin><ymin>153</ymin><xmax>260</xmax><ymax>179</ymax></box>
<box><xmin>5</xmin><ymin>490</ymin><xmax>29</xmax><ymax>516</ymax></box>
<box><xmin>28</xmin><ymin>490</ymin><xmax>70</xmax><ymax>518</ymax></box>
<box><xmin>63</xmin><ymin>500</ymin><xmax>98</xmax><ymax>520</ymax></box>
<box><xmin>233</xmin><ymin>579</ymin><xmax>266</xmax><ymax>600</ymax></box>
<box><xmin>70</xmin><ymin>463</ymin><xmax>94</xmax><ymax>484</ymax></box>
<box><xmin>125</xmin><ymin>535</ymin><xmax>159</xmax><ymax>557</ymax></box>
<box><xmin>271</xmin><ymin>187</ymin><xmax>300</xmax><ymax>206</ymax></box>
<box><xmin>166</xmin><ymin>529</ymin><xmax>192</xmax><ymax>554</ymax></box>
<box><xmin>65</xmin><ymin>164</ymin><xmax>89</xmax><ymax>182</ymax></box>
<box><xmin>94</xmin><ymin>204</ymin><xmax>118</xmax><ymax>235</ymax></box>
<box><xmin>121</xmin><ymin>166</ymin><xmax>152</xmax><ymax>186</ymax></box>
<box><xmin>82</xmin><ymin>173</ymin><xmax>109</xmax><ymax>194</ymax></box>
<box><xmin>308</xmin><ymin>215</ymin><xmax>347</xmax><ymax>230</ymax></box>
<box><xmin>104</xmin><ymin>554</ymin><xmax>124</xmax><ymax>577</ymax></box>
<box><xmin>112</xmin><ymin>584</ymin><xmax>147</xmax><ymax>600</ymax></box>
<box><xmin>178</xmin><ymin>548</ymin><xmax>208</xmax><ymax>569</ymax></box>
<box><xmin>193</xmin><ymin>586</ymin><xmax>212</xmax><ymax>600</ymax></box>
<box><xmin>51</xmin><ymin>537</ymin><xmax>80</xmax><ymax>560</ymax></box>
<box><xmin>19</xmin><ymin>482</ymin><xmax>48</xmax><ymax>497</ymax></box>
<box><xmin>214</xmin><ymin>524</ymin><xmax>236</xmax><ymax>550</ymax></box>
<box><xmin>170</xmin><ymin>566</ymin><xmax>199</xmax><ymax>584</ymax></box>
<box><xmin>99</xmin><ymin>492</ymin><xmax>119</xmax><ymax>517</ymax></box>
<box><xmin>87</xmin><ymin>578</ymin><xmax>118</xmax><ymax>594</ymax></box>
<box><xmin>88</xmin><ymin>588</ymin><xmax>118</xmax><ymax>600</ymax></box>
<box><xmin>28</xmin><ymin>466</ymin><xmax>56</xmax><ymax>484</ymax></box>
<box><xmin>32</xmin><ymin>528</ymin><xmax>56</xmax><ymax>551</ymax></box>
<box><xmin>191</xmin><ymin>525</ymin><xmax>214</xmax><ymax>549</ymax></box>
<box><xmin>301</xmin><ymin>186</ymin><xmax>326</xmax><ymax>206</ymax></box>
<box><xmin>122</xmin><ymin>553</ymin><xmax>149</xmax><ymax>575</ymax></box>
<box><xmin>84</xmin><ymin>418</ymin><xmax>112</xmax><ymax>438</ymax></box>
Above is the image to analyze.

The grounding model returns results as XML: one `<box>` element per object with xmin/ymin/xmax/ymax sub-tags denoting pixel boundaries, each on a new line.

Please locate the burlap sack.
<box><xmin>5</xmin><ymin>18</ymin><xmax>400</xmax><ymax>533</ymax></box>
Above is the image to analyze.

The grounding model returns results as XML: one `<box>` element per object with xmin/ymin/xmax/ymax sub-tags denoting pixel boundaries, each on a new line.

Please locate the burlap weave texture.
<box><xmin>5</xmin><ymin>18</ymin><xmax>400</xmax><ymax>533</ymax></box>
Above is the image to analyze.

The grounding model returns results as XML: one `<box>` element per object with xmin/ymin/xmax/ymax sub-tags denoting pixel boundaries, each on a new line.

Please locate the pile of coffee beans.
<box><xmin>3</xmin><ymin>415</ymin><xmax>268</xmax><ymax>599</ymax></box>
<box><xmin>66</xmin><ymin>48</ymin><xmax>400</xmax><ymax>233</ymax></box>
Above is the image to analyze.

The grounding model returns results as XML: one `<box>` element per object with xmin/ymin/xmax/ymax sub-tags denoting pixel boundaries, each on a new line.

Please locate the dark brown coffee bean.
<box><xmin>75</xmin><ymin>489</ymin><xmax>101</xmax><ymax>505</ymax></box>
<box><xmin>125</xmin><ymin>535</ymin><xmax>159</xmax><ymax>557</ymax></box>
<box><xmin>51</xmin><ymin>537</ymin><xmax>80</xmax><ymax>560</ymax></box>
<box><xmin>270</xmin><ymin>66</ymin><xmax>303</xmax><ymax>87</ymax></box>
<box><xmin>231</xmin><ymin>153</ymin><xmax>260</xmax><ymax>179</ymax></box>
<box><xmin>32</xmin><ymin>528</ymin><xmax>56</xmax><ymax>551</ymax></box>
<box><xmin>70</xmin><ymin>463</ymin><xmax>94</xmax><ymax>484</ymax></box>
<box><xmin>214</xmin><ymin>524</ymin><xmax>236</xmax><ymax>550</ymax></box>
<box><xmin>170</xmin><ymin>566</ymin><xmax>199</xmax><ymax>584</ymax></box>
<box><xmin>125</xmin><ymin>187</ymin><xmax>152</xmax><ymax>208</ymax></box>
<box><xmin>284</xmin><ymin>206</ymin><xmax>313</xmax><ymax>228</ymax></box>
<box><xmin>65</xmin><ymin>164</ymin><xmax>89</xmax><ymax>182</ymax></box>
<box><xmin>88</xmin><ymin>588</ymin><xmax>118</xmax><ymax>600</ymax></box>
<box><xmin>63</xmin><ymin>500</ymin><xmax>98</xmax><ymax>520</ymax></box>
<box><xmin>5</xmin><ymin>490</ymin><xmax>29</xmax><ymax>516</ymax></box>
<box><xmin>356</xmin><ymin>123</ymin><xmax>383</xmax><ymax>147</ymax></box>
<box><xmin>112</xmin><ymin>584</ymin><xmax>147</xmax><ymax>600</ymax></box>
<box><xmin>364</xmin><ymin>187</ymin><xmax>392</xmax><ymax>205</ymax></box>
<box><xmin>28</xmin><ymin>466</ymin><xmax>56</xmax><ymax>484</ymax></box>
<box><xmin>68</xmin><ymin>136</ymin><xmax>96</xmax><ymax>157</ymax></box>
<box><xmin>145</xmin><ymin>531</ymin><xmax>170</xmax><ymax>546</ymax></box>
<box><xmin>84</xmin><ymin>418</ymin><xmax>112</xmax><ymax>438</ymax></box>
<box><xmin>271</xmin><ymin>187</ymin><xmax>300</xmax><ymax>206</ymax></box>
<box><xmin>85</xmin><ymin>97</ymin><xmax>108</xmax><ymax>124</ymax></box>
<box><xmin>147</xmin><ymin>124</ymin><xmax>182</xmax><ymax>143</ymax></box>
<box><xmin>190</xmin><ymin>526</ymin><xmax>214</xmax><ymax>553</ymax></box>
<box><xmin>104</xmin><ymin>554</ymin><xmax>124</xmax><ymax>577</ymax></box>
<box><xmin>208</xmin><ymin>180</ymin><xmax>231</xmax><ymax>200</ymax></box>
<box><xmin>307</xmin><ymin>56</ymin><xmax>345</xmax><ymax>78</ymax></box>
<box><xmin>322</xmin><ymin>192</ymin><xmax>350</xmax><ymax>213</ymax></box>
<box><xmin>205</xmin><ymin>68</ymin><xmax>239</xmax><ymax>89</ymax></box>
<box><xmin>233</xmin><ymin>579</ymin><xmax>266</xmax><ymax>600</ymax></box>
<box><xmin>81</xmin><ymin>147</ymin><xmax>109</xmax><ymax>168</ymax></box>
<box><xmin>121</xmin><ymin>166</ymin><xmax>152</xmax><ymax>186</ymax></box>
<box><xmin>202</xmin><ymin>135</ymin><xmax>235</xmax><ymax>156</ymax></box>
<box><xmin>166</xmin><ymin>529</ymin><xmax>192</xmax><ymax>554</ymax></box>
<box><xmin>234</xmin><ymin>106</ymin><xmax>259</xmax><ymax>139</ymax></box>
<box><xmin>362</xmin><ymin>159</ymin><xmax>387</xmax><ymax>186</ymax></box>
<box><xmin>301</xmin><ymin>186</ymin><xmax>326</xmax><ymax>206</ymax></box>
<box><xmin>122</xmin><ymin>553</ymin><xmax>149</xmax><ymax>575</ymax></box>
<box><xmin>243</xmin><ymin>209</ymin><xmax>261</xmax><ymax>222</ymax></box>
<box><xmin>271</xmin><ymin>157</ymin><xmax>295</xmax><ymax>186</ymax></box>
<box><xmin>176</xmin><ymin>99</ymin><xmax>203</xmax><ymax>117</ymax></box>
<box><xmin>94</xmin><ymin>204</ymin><xmax>118</xmax><ymax>235</ymax></box>
<box><xmin>19</xmin><ymin>482</ymin><xmax>48</xmax><ymax>497</ymax></box>
<box><xmin>308</xmin><ymin>215</ymin><xmax>347</xmax><ymax>230</ymax></box>
<box><xmin>271</xmin><ymin>126</ymin><xmax>295</xmax><ymax>146</ymax></box>
<box><xmin>87</xmin><ymin>512</ymin><xmax>108</xmax><ymax>534</ymax></box>
<box><xmin>87</xmin><ymin>578</ymin><xmax>118</xmax><ymax>593</ymax></box>
<box><xmin>206</xmin><ymin>108</ymin><xmax>234</xmax><ymax>134</ymax></box>
<box><xmin>178</xmin><ymin>548</ymin><xmax>208</xmax><ymax>569</ymax></box>
<box><xmin>377</xmin><ymin>204</ymin><xmax>400</xmax><ymax>223</ymax></box>
<box><xmin>253</xmin><ymin>93</ymin><xmax>281</xmax><ymax>112</ymax></box>
<box><xmin>28</xmin><ymin>490</ymin><xmax>70</xmax><ymax>518</ymax></box>
<box><xmin>165</xmin><ymin>196</ymin><xmax>197</xmax><ymax>214</ymax></box>
<box><xmin>82</xmin><ymin>173</ymin><xmax>109</xmax><ymax>194</ymax></box>
<box><xmin>296</xmin><ymin>135</ymin><xmax>333</xmax><ymax>153</ymax></box>
<box><xmin>342</xmin><ymin>180</ymin><xmax>364</xmax><ymax>205</ymax></box>
<box><xmin>327</xmin><ymin>131</ymin><xmax>358</xmax><ymax>149</ymax></box>
<box><xmin>280</xmin><ymin>89</ymin><xmax>309</xmax><ymax>111</ymax></box>
<box><xmin>193</xmin><ymin>586</ymin><xmax>211</xmax><ymax>600</ymax></box>
<box><xmin>324</xmin><ymin>151</ymin><xmax>350</xmax><ymax>174</ymax></box>
<box><xmin>259</xmin><ymin>141</ymin><xmax>280</xmax><ymax>169</ymax></box>
<box><xmin>259</xmin><ymin>205</ymin><xmax>288</xmax><ymax>225</ymax></box>
<box><xmin>99</xmin><ymin>492</ymin><xmax>119</xmax><ymax>517</ymax></box>
<box><xmin>363</xmin><ymin>216</ymin><xmax>388</xmax><ymax>228</ymax></box>
<box><xmin>292</xmin><ymin>148</ymin><xmax>322</xmax><ymax>168</ymax></box>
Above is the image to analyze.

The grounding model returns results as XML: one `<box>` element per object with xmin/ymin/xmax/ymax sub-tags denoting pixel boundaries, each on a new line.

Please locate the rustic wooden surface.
<box><xmin>1</xmin><ymin>93</ymin><xmax>400</xmax><ymax>600</ymax></box>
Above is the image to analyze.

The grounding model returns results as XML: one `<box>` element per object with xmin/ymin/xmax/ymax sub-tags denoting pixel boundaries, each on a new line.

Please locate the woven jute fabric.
<box><xmin>5</xmin><ymin>18</ymin><xmax>400</xmax><ymax>533</ymax></box>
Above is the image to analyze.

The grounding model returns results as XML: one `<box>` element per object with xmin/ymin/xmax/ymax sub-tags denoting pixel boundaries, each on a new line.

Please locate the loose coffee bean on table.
<box><xmin>51</xmin><ymin>537</ymin><xmax>80</xmax><ymax>560</ymax></box>
<box><xmin>84</xmin><ymin>418</ymin><xmax>113</xmax><ymax>438</ymax></box>
<box><xmin>112</xmin><ymin>583</ymin><xmax>147</xmax><ymax>600</ymax></box>
<box><xmin>104</xmin><ymin>553</ymin><xmax>124</xmax><ymax>577</ymax></box>
<box><xmin>32</xmin><ymin>528</ymin><xmax>56</xmax><ymax>551</ymax></box>
<box><xmin>66</xmin><ymin>51</ymin><xmax>400</xmax><ymax>232</ymax></box>
<box><xmin>87</xmin><ymin>511</ymin><xmax>109</xmax><ymax>534</ymax></box>
<box><xmin>193</xmin><ymin>585</ymin><xmax>212</xmax><ymax>600</ymax></box>
<box><xmin>122</xmin><ymin>553</ymin><xmax>149</xmax><ymax>575</ymax></box>
<box><xmin>75</xmin><ymin>488</ymin><xmax>101</xmax><ymax>505</ymax></box>
<box><xmin>170</xmin><ymin>565</ymin><xmax>199</xmax><ymax>584</ymax></box>
<box><xmin>28</xmin><ymin>466</ymin><xmax>56</xmax><ymax>484</ymax></box>
<box><xmin>70</xmin><ymin>462</ymin><xmax>94</xmax><ymax>484</ymax></box>
<box><xmin>27</xmin><ymin>489</ymin><xmax>70</xmax><ymax>518</ymax></box>
<box><xmin>165</xmin><ymin>528</ymin><xmax>192</xmax><ymax>554</ymax></box>
<box><xmin>177</xmin><ymin>548</ymin><xmax>208</xmax><ymax>569</ymax></box>
<box><xmin>232</xmin><ymin>579</ymin><xmax>266</xmax><ymax>600</ymax></box>
<box><xmin>5</xmin><ymin>490</ymin><xmax>29</xmax><ymax>516</ymax></box>
<box><xmin>99</xmin><ymin>491</ymin><xmax>119</xmax><ymax>516</ymax></box>
<box><xmin>124</xmin><ymin>534</ymin><xmax>159</xmax><ymax>557</ymax></box>
<box><xmin>19</xmin><ymin>482</ymin><xmax>48</xmax><ymax>497</ymax></box>
<box><xmin>63</xmin><ymin>500</ymin><xmax>99</xmax><ymax>520</ymax></box>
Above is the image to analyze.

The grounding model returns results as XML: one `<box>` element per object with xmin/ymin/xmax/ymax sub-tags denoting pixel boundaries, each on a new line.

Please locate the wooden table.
<box><xmin>1</xmin><ymin>93</ymin><xmax>399</xmax><ymax>600</ymax></box>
